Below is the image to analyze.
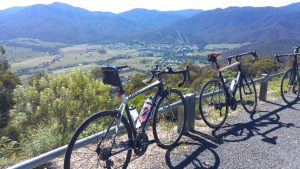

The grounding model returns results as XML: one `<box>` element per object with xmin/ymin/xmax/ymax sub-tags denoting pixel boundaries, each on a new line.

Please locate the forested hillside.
<box><xmin>0</xmin><ymin>2</ymin><xmax>300</xmax><ymax>44</ymax></box>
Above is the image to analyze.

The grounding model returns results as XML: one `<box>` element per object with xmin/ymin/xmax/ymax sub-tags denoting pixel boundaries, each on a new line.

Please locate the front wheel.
<box><xmin>199</xmin><ymin>79</ymin><xmax>229</xmax><ymax>129</ymax></box>
<box><xmin>64</xmin><ymin>111</ymin><xmax>132</xmax><ymax>169</ymax></box>
<box><xmin>281</xmin><ymin>68</ymin><xmax>300</xmax><ymax>104</ymax></box>
<box><xmin>153</xmin><ymin>88</ymin><xmax>187</xmax><ymax>149</ymax></box>
<box><xmin>239</xmin><ymin>73</ymin><xmax>257</xmax><ymax>114</ymax></box>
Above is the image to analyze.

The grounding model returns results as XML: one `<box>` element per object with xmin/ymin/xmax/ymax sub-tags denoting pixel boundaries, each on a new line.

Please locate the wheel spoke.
<box><xmin>200</xmin><ymin>80</ymin><xmax>228</xmax><ymax>128</ymax></box>
<box><xmin>153</xmin><ymin>89</ymin><xmax>186</xmax><ymax>149</ymax></box>
<box><xmin>64</xmin><ymin>111</ymin><xmax>132</xmax><ymax>169</ymax></box>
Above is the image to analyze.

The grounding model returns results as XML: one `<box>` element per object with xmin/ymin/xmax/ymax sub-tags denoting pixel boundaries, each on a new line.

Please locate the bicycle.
<box><xmin>64</xmin><ymin>65</ymin><xmax>190</xmax><ymax>169</ymax></box>
<box><xmin>199</xmin><ymin>51</ymin><xmax>258</xmax><ymax>129</ymax></box>
<box><xmin>275</xmin><ymin>48</ymin><xmax>300</xmax><ymax>104</ymax></box>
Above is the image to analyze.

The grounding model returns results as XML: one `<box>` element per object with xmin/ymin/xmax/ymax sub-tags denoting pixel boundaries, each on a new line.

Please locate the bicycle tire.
<box><xmin>153</xmin><ymin>88</ymin><xmax>187</xmax><ymax>149</ymax></box>
<box><xmin>64</xmin><ymin>111</ymin><xmax>132</xmax><ymax>169</ymax></box>
<box><xmin>199</xmin><ymin>79</ymin><xmax>229</xmax><ymax>129</ymax></box>
<box><xmin>281</xmin><ymin>68</ymin><xmax>300</xmax><ymax>104</ymax></box>
<box><xmin>239</xmin><ymin>73</ymin><xmax>257</xmax><ymax>114</ymax></box>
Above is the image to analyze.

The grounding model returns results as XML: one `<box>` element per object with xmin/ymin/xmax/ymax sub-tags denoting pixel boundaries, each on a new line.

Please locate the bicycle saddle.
<box><xmin>207</xmin><ymin>53</ymin><xmax>222</xmax><ymax>62</ymax></box>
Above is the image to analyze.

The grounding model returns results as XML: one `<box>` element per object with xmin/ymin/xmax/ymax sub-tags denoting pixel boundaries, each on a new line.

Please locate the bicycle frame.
<box><xmin>217</xmin><ymin>61</ymin><xmax>252</xmax><ymax>105</ymax></box>
<box><xmin>117</xmin><ymin>80</ymin><xmax>164</xmax><ymax>138</ymax></box>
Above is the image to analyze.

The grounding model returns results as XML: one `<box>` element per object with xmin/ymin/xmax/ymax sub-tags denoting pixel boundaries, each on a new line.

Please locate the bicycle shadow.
<box><xmin>164</xmin><ymin>132</ymin><xmax>220</xmax><ymax>169</ymax></box>
<box><xmin>210</xmin><ymin>99</ymin><xmax>300</xmax><ymax>145</ymax></box>
<box><xmin>164</xmin><ymin>99</ymin><xmax>300</xmax><ymax>168</ymax></box>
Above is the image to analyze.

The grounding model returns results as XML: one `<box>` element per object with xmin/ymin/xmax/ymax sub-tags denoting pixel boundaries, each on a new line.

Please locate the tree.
<box><xmin>0</xmin><ymin>45</ymin><xmax>5</xmax><ymax>56</ymax></box>
<box><xmin>0</xmin><ymin>45</ymin><xmax>6</xmax><ymax>61</ymax></box>
<box><xmin>0</xmin><ymin>46</ymin><xmax>20</xmax><ymax>128</ymax></box>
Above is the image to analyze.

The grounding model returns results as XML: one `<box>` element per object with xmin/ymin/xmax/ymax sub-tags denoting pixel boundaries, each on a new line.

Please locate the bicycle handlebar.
<box><xmin>146</xmin><ymin>65</ymin><xmax>159</xmax><ymax>83</ymax></box>
<box><xmin>146</xmin><ymin>65</ymin><xmax>191</xmax><ymax>87</ymax></box>
<box><xmin>275</xmin><ymin>53</ymin><xmax>300</xmax><ymax>63</ymax></box>
<box><xmin>227</xmin><ymin>51</ymin><xmax>258</xmax><ymax>65</ymax></box>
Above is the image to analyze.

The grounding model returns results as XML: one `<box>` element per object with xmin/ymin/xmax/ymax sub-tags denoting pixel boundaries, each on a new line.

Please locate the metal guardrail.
<box><xmin>9</xmin><ymin>72</ymin><xmax>285</xmax><ymax>169</ymax></box>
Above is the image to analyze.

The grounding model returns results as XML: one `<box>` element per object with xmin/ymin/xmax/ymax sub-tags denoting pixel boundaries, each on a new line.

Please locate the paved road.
<box><xmin>163</xmin><ymin>98</ymin><xmax>300</xmax><ymax>169</ymax></box>
<box><xmin>123</xmin><ymin>98</ymin><xmax>300</xmax><ymax>169</ymax></box>
<box><xmin>53</xmin><ymin>98</ymin><xmax>300</xmax><ymax>169</ymax></box>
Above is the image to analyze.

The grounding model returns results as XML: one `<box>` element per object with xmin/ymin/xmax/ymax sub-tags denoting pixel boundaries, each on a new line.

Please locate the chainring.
<box><xmin>133</xmin><ymin>133</ymin><xmax>149</xmax><ymax>156</ymax></box>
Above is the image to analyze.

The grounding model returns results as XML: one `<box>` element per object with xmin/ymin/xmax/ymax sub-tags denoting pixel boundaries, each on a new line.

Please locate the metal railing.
<box><xmin>9</xmin><ymin>72</ymin><xmax>285</xmax><ymax>169</ymax></box>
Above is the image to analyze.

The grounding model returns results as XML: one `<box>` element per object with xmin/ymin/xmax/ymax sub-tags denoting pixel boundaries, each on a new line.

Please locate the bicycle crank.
<box><xmin>229</xmin><ymin>98</ymin><xmax>237</xmax><ymax>110</ymax></box>
<box><xmin>134</xmin><ymin>133</ymin><xmax>149</xmax><ymax>156</ymax></box>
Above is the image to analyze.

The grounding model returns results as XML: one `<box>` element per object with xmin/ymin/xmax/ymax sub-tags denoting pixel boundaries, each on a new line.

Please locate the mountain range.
<box><xmin>0</xmin><ymin>2</ymin><xmax>300</xmax><ymax>44</ymax></box>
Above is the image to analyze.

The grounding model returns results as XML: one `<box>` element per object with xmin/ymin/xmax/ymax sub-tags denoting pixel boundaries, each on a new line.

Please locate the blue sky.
<box><xmin>0</xmin><ymin>0</ymin><xmax>299</xmax><ymax>13</ymax></box>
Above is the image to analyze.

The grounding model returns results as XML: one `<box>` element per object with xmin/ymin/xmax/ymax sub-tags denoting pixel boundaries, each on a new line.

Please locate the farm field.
<box><xmin>2</xmin><ymin>38</ymin><xmax>250</xmax><ymax>84</ymax></box>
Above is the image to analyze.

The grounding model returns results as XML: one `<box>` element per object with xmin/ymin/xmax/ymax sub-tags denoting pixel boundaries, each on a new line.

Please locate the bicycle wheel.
<box><xmin>64</xmin><ymin>111</ymin><xmax>132</xmax><ymax>169</ymax></box>
<box><xmin>281</xmin><ymin>68</ymin><xmax>300</xmax><ymax>104</ymax></box>
<box><xmin>153</xmin><ymin>88</ymin><xmax>187</xmax><ymax>149</ymax></box>
<box><xmin>199</xmin><ymin>79</ymin><xmax>228</xmax><ymax>129</ymax></box>
<box><xmin>239</xmin><ymin>73</ymin><xmax>257</xmax><ymax>114</ymax></box>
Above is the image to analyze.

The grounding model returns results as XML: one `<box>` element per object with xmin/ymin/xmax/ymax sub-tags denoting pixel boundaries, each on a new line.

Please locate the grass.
<box><xmin>7</xmin><ymin>38</ymin><xmax>67</xmax><ymax>48</ymax></box>
<box><xmin>6</xmin><ymin>46</ymin><xmax>47</xmax><ymax>63</ymax></box>
<box><xmin>11</xmin><ymin>55</ymin><xmax>55</xmax><ymax>71</ymax></box>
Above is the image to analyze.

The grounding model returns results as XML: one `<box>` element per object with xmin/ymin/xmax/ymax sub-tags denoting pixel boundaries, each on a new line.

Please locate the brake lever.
<box><xmin>178</xmin><ymin>75</ymin><xmax>186</xmax><ymax>87</ymax></box>
<box><xmin>146</xmin><ymin>74</ymin><xmax>155</xmax><ymax>84</ymax></box>
<box><xmin>275</xmin><ymin>54</ymin><xmax>285</xmax><ymax>67</ymax></box>
<box><xmin>187</xmin><ymin>66</ymin><xmax>191</xmax><ymax>83</ymax></box>
<box><xmin>178</xmin><ymin>66</ymin><xmax>190</xmax><ymax>87</ymax></box>
<box><xmin>252</xmin><ymin>51</ymin><xmax>258</xmax><ymax>63</ymax></box>
<box><xmin>228</xmin><ymin>58</ymin><xmax>232</xmax><ymax>65</ymax></box>
<box><xmin>146</xmin><ymin>64</ymin><xmax>160</xmax><ymax>83</ymax></box>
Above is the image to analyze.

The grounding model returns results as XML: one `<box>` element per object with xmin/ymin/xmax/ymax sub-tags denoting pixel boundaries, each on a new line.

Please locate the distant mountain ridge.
<box><xmin>119</xmin><ymin>8</ymin><xmax>202</xmax><ymax>30</ymax></box>
<box><xmin>0</xmin><ymin>2</ymin><xmax>300</xmax><ymax>44</ymax></box>
<box><xmin>154</xmin><ymin>4</ymin><xmax>300</xmax><ymax>43</ymax></box>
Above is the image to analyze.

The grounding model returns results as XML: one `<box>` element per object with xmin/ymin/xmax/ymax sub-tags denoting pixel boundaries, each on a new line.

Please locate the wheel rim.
<box><xmin>281</xmin><ymin>69</ymin><xmax>299</xmax><ymax>104</ymax></box>
<box><xmin>240</xmin><ymin>75</ymin><xmax>257</xmax><ymax>113</ymax></box>
<box><xmin>200</xmin><ymin>80</ymin><xmax>227</xmax><ymax>128</ymax></box>
<box><xmin>155</xmin><ymin>90</ymin><xmax>185</xmax><ymax>147</ymax></box>
<box><xmin>68</xmin><ymin>114</ymin><xmax>131</xmax><ymax>169</ymax></box>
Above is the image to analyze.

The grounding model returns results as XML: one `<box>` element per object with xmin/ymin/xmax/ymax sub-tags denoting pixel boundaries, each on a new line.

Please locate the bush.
<box><xmin>8</xmin><ymin>69</ymin><xmax>114</xmax><ymax>157</ymax></box>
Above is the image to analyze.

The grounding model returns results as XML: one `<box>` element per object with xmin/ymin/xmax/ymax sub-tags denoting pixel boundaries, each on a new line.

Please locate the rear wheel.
<box><xmin>239</xmin><ymin>73</ymin><xmax>257</xmax><ymax>114</ymax></box>
<box><xmin>153</xmin><ymin>88</ymin><xmax>187</xmax><ymax>149</ymax></box>
<box><xmin>281</xmin><ymin>68</ymin><xmax>300</xmax><ymax>104</ymax></box>
<box><xmin>199</xmin><ymin>79</ymin><xmax>228</xmax><ymax>129</ymax></box>
<box><xmin>64</xmin><ymin>111</ymin><xmax>132</xmax><ymax>169</ymax></box>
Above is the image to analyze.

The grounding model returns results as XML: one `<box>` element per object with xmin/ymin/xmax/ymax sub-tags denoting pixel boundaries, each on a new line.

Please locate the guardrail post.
<box><xmin>181</xmin><ymin>93</ymin><xmax>196</xmax><ymax>132</ymax></box>
<box><xmin>178</xmin><ymin>93</ymin><xmax>195</xmax><ymax>132</ymax></box>
<box><xmin>259</xmin><ymin>74</ymin><xmax>269</xmax><ymax>101</ymax></box>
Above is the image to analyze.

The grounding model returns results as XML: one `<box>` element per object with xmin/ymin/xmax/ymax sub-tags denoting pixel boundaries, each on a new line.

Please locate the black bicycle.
<box><xmin>64</xmin><ymin>65</ymin><xmax>190</xmax><ymax>168</ymax></box>
<box><xmin>199</xmin><ymin>51</ymin><xmax>258</xmax><ymax>129</ymax></box>
<box><xmin>275</xmin><ymin>49</ymin><xmax>300</xmax><ymax>104</ymax></box>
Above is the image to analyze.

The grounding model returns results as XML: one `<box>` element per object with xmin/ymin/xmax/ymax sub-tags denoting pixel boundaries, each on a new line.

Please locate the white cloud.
<box><xmin>0</xmin><ymin>0</ymin><xmax>299</xmax><ymax>13</ymax></box>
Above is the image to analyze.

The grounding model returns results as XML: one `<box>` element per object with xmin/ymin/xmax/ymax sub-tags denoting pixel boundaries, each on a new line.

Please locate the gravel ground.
<box><xmin>51</xmin><ymin>97</ymin><xmax>300</xmax><ymax>168</ymax></box>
